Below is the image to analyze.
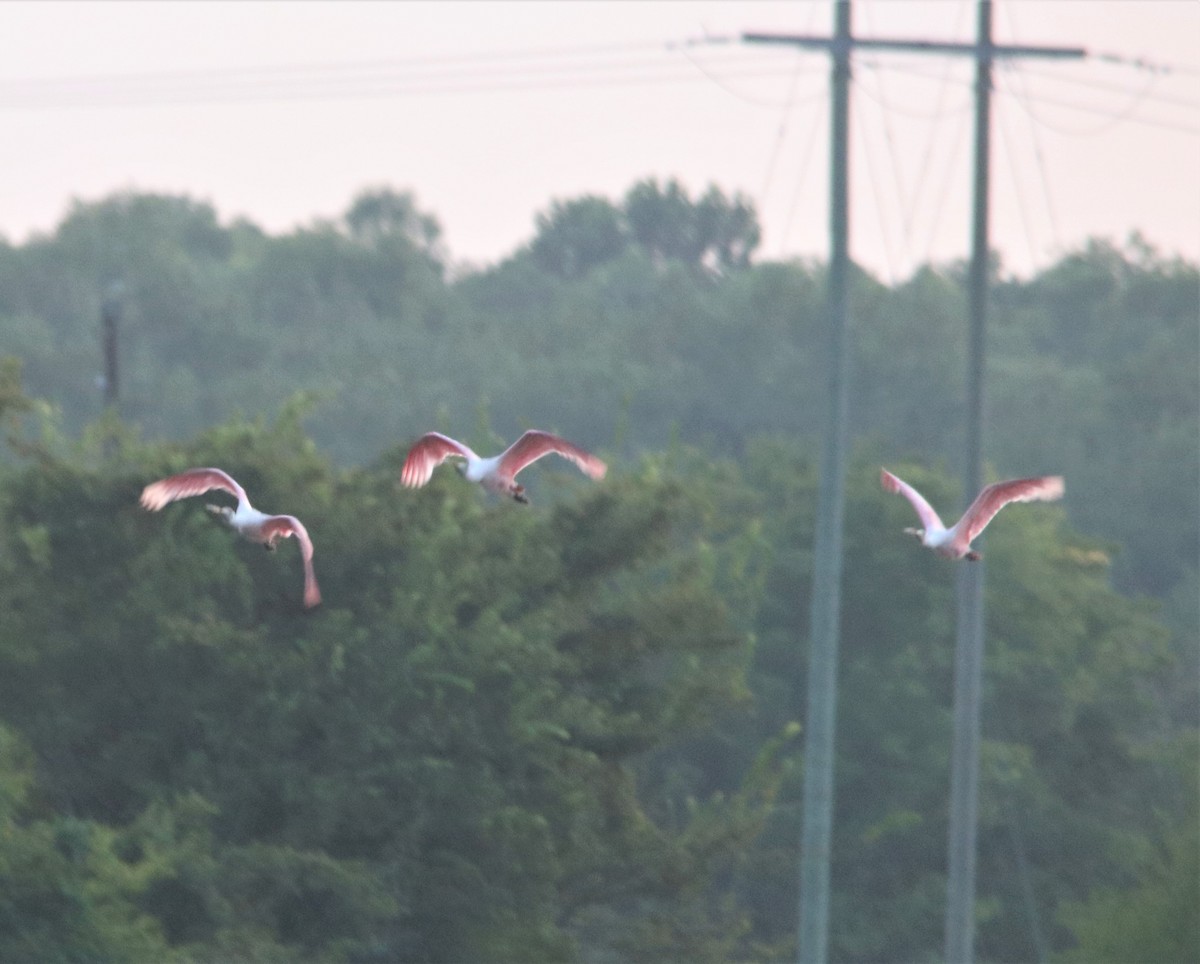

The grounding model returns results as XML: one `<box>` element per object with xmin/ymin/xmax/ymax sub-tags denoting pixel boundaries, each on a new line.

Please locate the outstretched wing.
<box><xmin>141</xmin><ymin>467</ymin><xmax>247</xmax><ymax>511</ymax></box>
<box><xmin>956</xmin><ymin>475</ymin><xmax>1064</xmax><ymax>544</ymax></box>
<box><xmin>400</xmin><ymin>432</ymin><xmax>479</xmax><ymax>488</ymax></box>
<box><xmin>259</xmin><ymin>515</ymin><xmax>321</xmax><ymax>609</ymax></box>
<box><xmin>497</xmin><ymin>430</ymin><xmax>607</xmax><ymax>482</ymax></box>
<box><xmin>881</xmin><ymin>468</ymin><xmax>945</xmax><ymax>532</ymax></box>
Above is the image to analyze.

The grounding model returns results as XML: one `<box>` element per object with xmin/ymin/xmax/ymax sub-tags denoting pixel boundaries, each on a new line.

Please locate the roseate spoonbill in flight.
<box><xmin>140</xmin><ymin>467</ymin><xmax>321</xmax><ymax>608</ymax></box>
<box><xmin>400</xmin><ymin>430</ymin><xmax>607</xmax><ymax>503</ymax></box>
<box><xmin>881</xmin><ymin>468</ymin><xmax>1064</xmax><ymax>561</ymax></box>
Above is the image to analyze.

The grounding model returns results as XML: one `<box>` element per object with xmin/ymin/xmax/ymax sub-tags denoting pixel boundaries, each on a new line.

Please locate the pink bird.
<box><xmin>400</xmin><ymin>430</ymin><xmax>607</xmax><ymax>503</ymax></box>
<box><xmin>881</xmin><ymin>468</ymin><xmax>1064</xmax><ymax>561</ymax></box>
<box><xmin>140</xmin><ymin>467</ymin><xmax>321</xmax><ymax>608</ymax></box>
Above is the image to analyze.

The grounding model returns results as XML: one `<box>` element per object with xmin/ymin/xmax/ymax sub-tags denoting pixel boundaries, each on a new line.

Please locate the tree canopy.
<box><xmin>0</xmin><ymin>183</ymin><xmax>1195</xmax><ymax>961</ymax></box>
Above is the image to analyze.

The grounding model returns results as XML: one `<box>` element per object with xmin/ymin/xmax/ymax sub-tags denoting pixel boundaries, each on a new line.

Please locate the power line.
<box><xmin>918</xmin><ymin>109</ymin><xmax>972</xmax><ymax>269</ymax></box>
<box><xmin>0</xmin><ymin>44</ymin><xmax>810</xmax><ymax>109</ymax></box>
<box><xmin>759</xmin><ymin>56</ymin><xmax>822</xmax><ymax>205</ymax></box>
<box><xmin>837</xmin><ymin>50</ymin><xmax>1198</xmax><ymax>126</ymax></box>
<box><xmin>5</xmin><ymin>39</ymin><xmax>672</xmax><ymax>86</ymax></box>
<box><xmin>856</xmin><ymin>57</ymin><xmax>973</xmax><ymax>118</ymax></box>
<box><xmin>856</xmin><ymin>2</ymin><xmax>902</xmax><ymax>244</ymax></box>
<box><xmin>1015</xmin><ymin>62</ymin><xmax>1199</xmax><ymax>111</ymax></box>
<box><xmin>995</xmin><ymin>95</ymin><xmax>1046</xmax><ymax>272</ymax></box>
<box><xmin>997</xmin><ymin>68</ymin><xmax>1197</xmax><ymax>137</ymax></box>
<box><xmin>1093</xmin><ymin>50</ymin><xmax>1200</xmax><ymax>76</ymax></box>
<box><xmin>857</xmin><ymin>2</ymin><xmax>919</xmax><ymax>277</ymax></box>
<box><xmin>779</xmin><ymin>107</ymin><xmax>827</xmax><ymax>256</ymax></box>
<box><xmin>860</xmin><ymin>67</ymin><xmax>916</xmax><ymax>277</ymax></box>
<box><xmin>997</xmin><ymin>69</ymin><xmax>1064</xmax><ymax>255</ymax></box>
<box><xmin>0</xmin><ymin>70</ymin><xmax>794</xmax><ymax>110</ymax></box>
<box><xmin>858</xmin><ymin>58</ymin><xmax>1200</xmax><ymax>136</ymax></box>
<box><xmin>859</xmin><ymin>53</ymin><xmax>1199</xmax><ymax>121</ymax></box>
<box><xmin>855</xmin><ymin>93</ymin><xmax>901</xmax><ymax>285</ymax></box>
<box><xmin>676</xmin><ymin>44</ymin><xmax>827</xmax><ymax>109</ymax></box>
<box><xmin>3</xmin><ymin>36</ymin><xmax>1194</xmax><ymax>142</ymax></box>
<box><xmin>855</xmin><ymin>56</ymin><xmax>969</xmax><ymax>276</ymax></box>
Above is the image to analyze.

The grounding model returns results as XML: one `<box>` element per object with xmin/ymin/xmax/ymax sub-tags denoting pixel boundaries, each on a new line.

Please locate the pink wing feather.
<box><xmin>259</xmin><ymin>515</ymin><xmax>321</xmax><ymax>609</ymax></box>
<box><xmin>496</xmin><ymin>430</ymin><xmax>607</xmax><ymax>482</ymax></box>
<box><xmin>955</xmin><ymin>476</ymin><xmax>1065</xmax><ymax>544</ymax></box>
<box><xmin>400</xmin><ymin>432</ymin><xmax>479</xmax><ymax>488</ymax></box>
<box><xmin>881</xmin><ymin>469</ymin><xmax>945</xmax><ymax>531</ymax></box>
<box><xmin>140</xmin><ymin>467</ymin><xmax>248</xmax><ymax>511</ymax></box>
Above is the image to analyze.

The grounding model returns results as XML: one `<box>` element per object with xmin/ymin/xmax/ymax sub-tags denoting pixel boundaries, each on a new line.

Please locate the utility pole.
<box><xmin>100</xmin><ymin>279</ymin><xmax>123</xmax><ymax>412</ymax></box>
<box><xmin>946</xmin><ymin>3</ymin><xmax>993</xmax><ymax>960</ymax></box>
<box><xmin>742</xmin><ymin>6</ymin><xmax>1084</xmax><ymax>961</ymax></box>
<box><xmin>99</xmin><ymin>279</ymin><xmax>123</xmax><ymax>460</ymax></box>
<box><xmin>795</xmin><ymin>3</ymin><xmax>852</xmax><ymax>962</ymax></box>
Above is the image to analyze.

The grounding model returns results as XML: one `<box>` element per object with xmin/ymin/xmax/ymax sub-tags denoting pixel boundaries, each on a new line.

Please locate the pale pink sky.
<box><xmin>1</xmin><ymin>1</ymin><xmax>1196</xmax><ymax>280</ymax></box>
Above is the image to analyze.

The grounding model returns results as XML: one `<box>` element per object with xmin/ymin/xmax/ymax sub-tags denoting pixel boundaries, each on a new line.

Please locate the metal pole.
<box><xmin>945</xmin><ymin>2</ymin><xmax>992</xmax><ymax>960</ymax></box>
<box><xmin>798</xmin><ymin>3</ymin><xmax>852</xmax><ymax>961</ymax></box>
<box><xmin>101</xmin><ymin>279</ymin><xmax>123</xmax><ymax>411</ymax></box>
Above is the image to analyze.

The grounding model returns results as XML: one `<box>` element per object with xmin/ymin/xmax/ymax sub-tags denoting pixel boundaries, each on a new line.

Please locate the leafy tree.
<box><xmin>623</xmin><ymin>178</ymin><xmax>760</xmax><ymax>273</ymax></box>
<box><xmin>692</xmin><ymin>184</ymin><xmax>762</xmax><ymax>272</ymax></box>
<box><xmin>530</xmin><ymin>196</ymin><xmax>627</xmax><ymax>279</ymax></box>
<box><xmin>0</xmin><ymin>407</ymin><xmax>782</xmax><ymax>961</ymax></box>
<box><xmin>0</xmin><ymin>725</ymin><xmax>180</xmax><ymax>962</ymax></box>
<box><xmin>990</xmin><ymin>238</ymin><xmax>1199</xmax><ymax>600</ymax></box>
<box><xmin>700</xmin><ymin>443</ymin><xmax>1194</xmax><ymax>962</ymax></box>
<box><xmin>0</xmin><ymin>356</ymin><xmax>34</xmax><ymax>442</ymax></box>
<box><xmin>2</xmin><ymin>193</ymin><xmax>1193</xmax><ymax>618</ymax></box>
<box><xmin>1054</xmin><ymin>738</ymin><xmax>1199</xmax><ymax>963</ymax></box>
<box><xmin>345</xmin><ymin>186</ymin><xmax>444</xmax><ymax>262</ymax></box>
<box><xmin>0</xmin><ymin>186</ymin><xmax>1195</xmax><ymax>960</ymax></box>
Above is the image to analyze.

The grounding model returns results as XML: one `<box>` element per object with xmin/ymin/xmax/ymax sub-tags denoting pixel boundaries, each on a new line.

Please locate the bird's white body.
<box><xmin>209</xmin><ymin>501</ymin><xmax>282</xmax><ymax>541</ymax></box>
<box><xmin>460</xmin><ymin>453</ymin><xmax>505</xmax><ymax>485</ymax></box>
<box><xmin>881</xmin><ymin>468</ymin><xmax>1064</xmax><ymax>561</ymax></box>
<box><xmin>401</xmin><ymin>430</ymin><xmax>606</xmax><ymax>503</ymax></box>
<box><xmin>914</xmin><ymin>522</ymin><xmax>957</xmax><ymax>554</ymax></box>
<box><xmin>140</xmin><ymin>467</ymin><xmax>321</xmax><ymax>608</ymax></box>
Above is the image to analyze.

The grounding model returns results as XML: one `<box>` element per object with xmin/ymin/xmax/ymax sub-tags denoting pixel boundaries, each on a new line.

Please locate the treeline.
<box><xmin>2</xmin><ymin>184</ymin><xmax>1195</xmax><ymax>605</ymax></box>
<box><xmin>0</xmin><ymin>183</ymin><xmax>1196</xmax><ymax>961</ymax></box>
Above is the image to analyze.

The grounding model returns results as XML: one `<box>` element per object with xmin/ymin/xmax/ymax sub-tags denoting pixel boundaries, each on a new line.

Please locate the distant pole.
<box><xmin>798</xmin><ymin>3</ymin><xmax>852</xmax><ymax>962</ymax></box>
<box><xmin>100</xmin><ymin>279</ymin><xmax>123</xmax><ymax>411</ymax></box>
<box><xmin>945</xmin><ymin>2</ymin><xmax>992</xmax><ymax>961</ymax></box>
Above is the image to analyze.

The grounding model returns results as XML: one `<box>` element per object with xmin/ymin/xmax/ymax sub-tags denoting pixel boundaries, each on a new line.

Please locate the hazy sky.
<box><xmin>2</xmin><ymin>1</ymin><xmax>1197</xmax><ymax>280</ymax></box>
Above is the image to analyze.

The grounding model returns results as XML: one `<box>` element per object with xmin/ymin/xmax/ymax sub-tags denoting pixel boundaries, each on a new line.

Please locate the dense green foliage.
<box><xmin>1</xmin><ymin>183</ymin><xmax>1196</xmax><ymax>961</ymax></box>
<box><xmin>3</xmin><ymin>186</ymin><xmax>1194</xmax><ymax>605</ymax></box>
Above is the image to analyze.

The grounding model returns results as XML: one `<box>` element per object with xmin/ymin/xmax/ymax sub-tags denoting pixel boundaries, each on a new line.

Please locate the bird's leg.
<box><xmin>965</xmin><ymin>550</ymin><xmax>982</xmax><ymax>561</ymax></box>
<box><xmin>512</xmin><ymin>484</ymin><xmax>529</xmax><ymax>505</ymax></box>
